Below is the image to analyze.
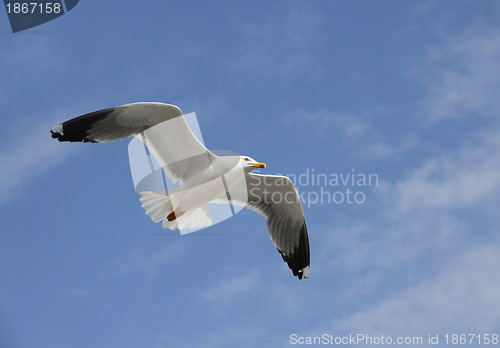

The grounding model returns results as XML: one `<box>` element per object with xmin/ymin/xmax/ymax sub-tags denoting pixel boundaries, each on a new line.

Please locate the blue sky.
<box><xmin>1</xmin><ymin>1</ymin><xmax>500</xmax><ymax>347</ymax></box>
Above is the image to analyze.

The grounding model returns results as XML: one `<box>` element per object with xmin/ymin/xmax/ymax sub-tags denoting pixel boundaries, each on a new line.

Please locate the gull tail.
<box><xmin>139</xmin><ymin>191</ymin><xmax>178</xmax><ymax>230</ymax></box>
<box><xmin>139</xmin><ymin>191</ymin><xmax>213</xmax><ymax>232</ymax></box>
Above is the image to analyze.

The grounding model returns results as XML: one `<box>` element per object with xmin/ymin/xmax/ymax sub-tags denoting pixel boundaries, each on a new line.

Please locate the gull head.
<box><xmin>241</xmin><ymin>156</ymin><xmax>266</xmax><ymax>171</ymax></box>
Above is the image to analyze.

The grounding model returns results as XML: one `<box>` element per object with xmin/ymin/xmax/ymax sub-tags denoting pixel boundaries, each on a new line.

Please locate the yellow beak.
<box><xmin>252</xmin><ymin>162</ymin><xmax>266</xmax><ymax>169</ymax></box>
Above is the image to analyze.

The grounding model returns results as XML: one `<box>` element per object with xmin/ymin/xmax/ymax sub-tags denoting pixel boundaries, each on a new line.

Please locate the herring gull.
<box><xmin>50</xmin><ymin>102</ymin><xmax>310</xmax><ymax>279</ymax></box>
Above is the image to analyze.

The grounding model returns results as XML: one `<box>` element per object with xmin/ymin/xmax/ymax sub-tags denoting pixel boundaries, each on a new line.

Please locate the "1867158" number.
<box><xmin>5</xmin><ymin>2</ymin><xmax>62</xmax><ymax>14</ymax></box>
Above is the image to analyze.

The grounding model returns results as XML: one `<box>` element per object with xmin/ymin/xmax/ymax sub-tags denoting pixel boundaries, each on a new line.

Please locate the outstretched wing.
<box><xmin>50</xmin><ymin>102</ymin><xmax>184</xmax><ymax>143</ymax></box>
<box><xmin>50</xmin><ymin>102</ymin><xmax>217</xmax><ymax>183</ymax></box>
<box><xmin>239</xmin><ymin>173</ymin><xmax>310</xmax><ymax>279</ymax></box>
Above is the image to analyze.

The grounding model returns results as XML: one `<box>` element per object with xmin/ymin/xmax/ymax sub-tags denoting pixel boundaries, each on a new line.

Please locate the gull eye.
<box><xmin>244</xmin><ymin>158</ymin><xmax>249</xmax><ymax>162</ymax></box>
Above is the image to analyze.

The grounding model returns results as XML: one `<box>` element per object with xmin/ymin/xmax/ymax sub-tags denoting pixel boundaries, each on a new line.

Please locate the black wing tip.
<box><xmin>294</xmin><ymin>267</ymin><xmax>306</xmax><ymax>280</ymax></box>
<box><xmin>49</xmin><ymin>127</ymin><xmax>96</xmax><ymax>143</ymax></box>
<box><xmin>285</xmin><ymin>254</ymin><xmax>309</xmax><ymax>280</ymax></box>
<box><xmin>50</xmin><ymin>129</ymin><xmax>62</xmax><ymax>140</ymax></box>
<box><xmin>278</xmin><ymin>222</ymin><xmax>310</xmax><ymax>280</ymax></box>
<box><xmin>49</xmin><ymin>108</ymin><xmax>115</xmax><ymax>143</ymax></box>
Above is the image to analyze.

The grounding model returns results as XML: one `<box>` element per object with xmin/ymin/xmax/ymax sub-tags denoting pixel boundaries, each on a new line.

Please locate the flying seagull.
<box><xmin>50</xmin><ymin>102</ymin><xmax>310</xmax><ymax>279</ymax></box>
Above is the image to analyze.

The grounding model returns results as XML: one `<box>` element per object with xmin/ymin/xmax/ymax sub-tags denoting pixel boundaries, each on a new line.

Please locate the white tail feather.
<box><xmin>139</xmin><ymin>191</ymin><xmax>212</xmax><ymax>232</ymax></box>
<box><xmin>140</xmin><ymin>191</ymin><xmax>177</xmax><ymax>230</ymax></box>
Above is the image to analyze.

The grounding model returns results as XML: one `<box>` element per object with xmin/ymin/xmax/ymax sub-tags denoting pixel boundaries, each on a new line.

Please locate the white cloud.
<box><xmin>322</xmin><ymin>122</ymin><xmax>500</xmax><ymax>284</ymax></box>
<box><xmin>303</xmin><ymin>22</ymin><xmax>500</xmax><ymax>339</ymax></box>
<box><xmin>286</xmin><ymin>108</ymin><xmax>416</xmax><ymax>160</ymax></box>
<box><xmin>105</xmin><ymin>242</ymin><xmax>186</xmax><ymax>277</ymax></box>
<box><xmin>394</xmin><ymin>129</ymin><xmax>500</xmax><ymax>214</ymax></box>
<box><xmin>0</xmin><ymin>112</ymin><xmax>77</xmax><ymax>205</ymax></box>
<box><xmin>414</xmin><ymin>25</ymin><xmax>500</xmax><ymax>121</ymax></box>
<box><xmin>228</xmin><ymin>9</ymin><xmax>324</xmax><ymax>80</ymax></box>
<box><xmin>200</xmin><ymin>269</ymin><xmax>260</xmax><ymax>302</ymax></box>
<box><xmin>333</xmin><ymin>242</ymin><xmax>500</xmax><ymax>336</ymax></box>
<box><xmin>303</xmin><ymin>123</ymin><xmax>500</xmax><ymax>342</ymax></box>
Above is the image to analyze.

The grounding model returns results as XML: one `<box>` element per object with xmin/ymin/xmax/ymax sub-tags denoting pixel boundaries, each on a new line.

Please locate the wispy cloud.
<box><xmin>0</xmin><ymin>111</ymin><xmax>77</xmax><ymax>205</ymax></box>
<box><xmin>332</xmin><ymin>242</ymin><xmax>500</xmax><ymax>335</ymax></box>
<box><xmin>393</xmin><ymin>129</ymin><xmax>500</xmax><ymax>214</ymax></box>
<box><xmin>317</xmin><ymin>121</ymin><xmax>500</xmax><ymax>297</ymax></box>
<box><xmin>302</xmin><ymin>126</ymin><xmax>500</xmax><ymax>342</ymax></box>
<box><xmin>228</xmin><ymin>9</ymin><xmax>324</xmax><ymax>80</ymax></box>
<box><xmin>286</xmin><ymin>108</ymin><xmax>416</xmax><ymax>160</ymax></box>
<box><xmin>414</xmin><ymin>25</ymin><xmax>500</xmax><ymax>122</ymax></box>
<box><xmin>304</xmin><ymin>21</ymin><xmax>500</xmax><ymax>338</ymax></box>
<box><xmin>105</xmin><ymin>242</ymin><xmax>186</xmax><ymax>277</ymax></box>
<box><xmin>200</xmin><ymin>269</ymin><xmax>260</xmax><ymax>302</ymax></box>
